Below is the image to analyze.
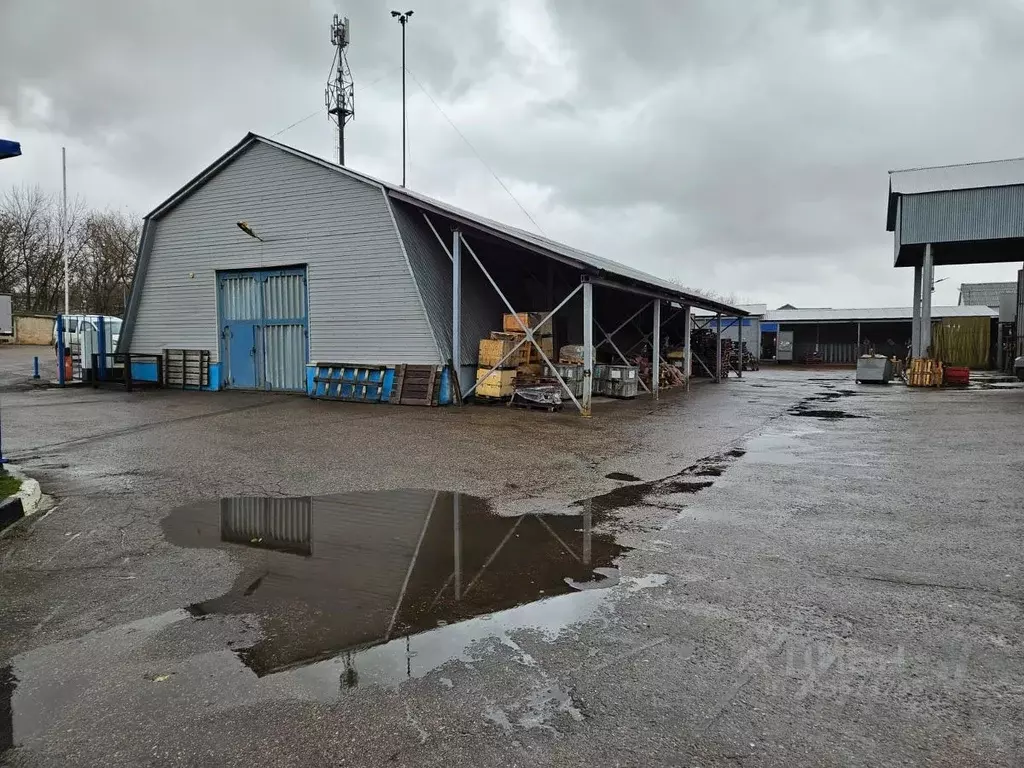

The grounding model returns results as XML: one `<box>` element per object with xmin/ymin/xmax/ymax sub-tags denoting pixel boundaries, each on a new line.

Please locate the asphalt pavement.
<box><xmin>1</xmin><ymin>345</ymin><xmax>1022</xmax><ymax>767</ymax></box>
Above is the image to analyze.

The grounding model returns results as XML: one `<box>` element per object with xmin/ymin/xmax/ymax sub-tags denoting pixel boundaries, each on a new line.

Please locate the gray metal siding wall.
<box><xmin>893</xmin><ymin>198</ymin><xmax>902</xmax><ymax>264</ymax></box>
<box><xmin>900</xmin><ymin>186</ymin><xmax>1024</xmax><ymax>245</ymax></box>
<box><xmin>1018</xmin><ymin>269</ymin><xmax>1024</xmax><ymax>358</ymax></box>
<box><xmin>129</xmin><ymin>141</ymin><xmax>440</xmax><ymax>365</ymax></box>
<box><xmin>391</xmin><ymin>201</ymin><xmax>502</xmax><ymax>366</ymax></box>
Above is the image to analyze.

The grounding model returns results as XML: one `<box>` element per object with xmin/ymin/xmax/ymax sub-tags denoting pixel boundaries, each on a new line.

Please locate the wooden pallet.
<box><xmin>164</xmin><ymin>349</ymin><xmax>210</xmax><ymax>389</ymax></box>
<box><xmin>313</xmin><ymin>364</ymin><xmax>385</xmax><ymax>402</ymax></box>
<box><xmin>391</xmin><ymin>364</ymin><xmax>440</xmax><ymax>406</ymax></box>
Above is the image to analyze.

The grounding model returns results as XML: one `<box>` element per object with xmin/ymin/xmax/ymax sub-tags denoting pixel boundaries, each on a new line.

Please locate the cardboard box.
<box><xmin>489</xmin><ymin>331</ymin><xmax>553</xmax><ymax>365</ymax></box>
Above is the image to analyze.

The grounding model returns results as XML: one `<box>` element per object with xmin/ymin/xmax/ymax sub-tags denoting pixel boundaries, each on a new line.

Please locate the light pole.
<box><xmin>390</xmin><ymin>10</ymin><xmax>413</xmax><ymax>187</ymax></box>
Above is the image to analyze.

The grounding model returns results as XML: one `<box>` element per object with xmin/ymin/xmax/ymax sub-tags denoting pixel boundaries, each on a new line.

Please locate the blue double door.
<box><xmin>219</xmin><ymin>267</ymin><xmax>308</xmax><ymax>391</ymax></box>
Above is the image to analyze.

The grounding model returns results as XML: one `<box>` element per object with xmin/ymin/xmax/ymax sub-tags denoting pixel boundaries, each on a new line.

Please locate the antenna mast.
<box><xmin>326</xmin><ymin>14</ymin><xmax>354</xmax><ymax>165</ymax></box>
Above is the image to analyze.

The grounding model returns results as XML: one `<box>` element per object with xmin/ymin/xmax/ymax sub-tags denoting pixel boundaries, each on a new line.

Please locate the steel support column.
<box><xmin>857</xmin><ymin>321</ymin><xmax>862</xmax><ymax>356</ymax></box>
<box><xmin>911</xmin><ymin>264</ymin><xmax>923</xmax><ymax>357</ymax></box>
<box><xmin>683</xmin><ymin>305</ymin><xmax>692</xmax><ymax>391</ymax></box>
<box><xmin>921</xmin><ymin>243</ymin><xmax>933</xmax><ymax>358</ymax></box>
<box><xmin>452</xmin><ymin>228</ymin><xmax>462</xmax><ymax>398</ymax></box>
<box><xmin>737</xmin><ymin>316</ymin><xmax>743</xmax><ymax>378</ymax></box>
<box><xmin>582</xmin><ymin>280</ymin><xmax>594</xmax><ymax>417</ymax></box>
<box><xmin>716</xmin><ymin>313</ymin><xmax>722</xmax><ymax>382</ymax></box>
<box><xmin>652</xmin><ymin>300</ymin><xmax>661</xmax><ymax>398</ymax></box>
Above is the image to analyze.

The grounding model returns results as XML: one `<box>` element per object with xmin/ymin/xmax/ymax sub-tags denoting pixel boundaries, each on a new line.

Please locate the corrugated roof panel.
<box><xmin>763</xmin><ymin>305</ymin><xmax>998</xmax><ymax>323</ymax></box>
<box><xmin>958</xmin><ymin>282</ymin><xmax>1017</xmax><ymax>308</ymax></box>
<box><xmin>251</xmin><ymin>135</ymin><xmax>746</xmax><ymax>316</ymax></box>
<box><xmin>890</xmin><ymin>158</ymin><xmax>1024</xmax><ymax>195</ymax></box>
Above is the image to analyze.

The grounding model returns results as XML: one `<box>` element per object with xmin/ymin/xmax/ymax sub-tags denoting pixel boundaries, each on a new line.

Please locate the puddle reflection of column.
<box><xmin>453</xmin><ymin>493</ymin><xmax>462</xmax><ymax>601</ymax></box>
<box><xmin>583</xmin><ymin>498</ymin><xmax>592</xmax><ymax>566</ymax></box>
<box><xmin>1</xmin><ymin>664</ymin><xmax>14</xmax><ymax>755</ymax></box>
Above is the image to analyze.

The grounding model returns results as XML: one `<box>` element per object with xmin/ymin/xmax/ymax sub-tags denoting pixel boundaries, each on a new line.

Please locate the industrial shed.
<box><xmin>119</xmin><ymin>133</ymin><xmax>744</xmax><ymax>414</ymax></box>
<box><xmin>761</xmin><ymin>305</ymin><xmax>998</xmax><ymax>366</ymax></box>
<box><xmin>887</xmin><ymin>158</ymin><xmax>1024</xmax><ymax>362</ymax></box>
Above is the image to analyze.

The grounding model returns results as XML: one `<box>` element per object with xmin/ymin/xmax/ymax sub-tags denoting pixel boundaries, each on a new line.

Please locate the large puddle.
<box><xmin>161</xmin><ymin>490</ymin><xmax>628</xmax><ymax>678</ymax></box>
<box><xmin>4</xmin><ymin>461</ymin><xmax>754</xmax><ymax>754</ymax></box>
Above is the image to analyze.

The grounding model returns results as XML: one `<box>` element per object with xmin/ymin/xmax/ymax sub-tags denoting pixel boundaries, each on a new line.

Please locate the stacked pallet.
<box><xmin>475</xmin><ymin>312</ymin><xmax>554</xmax><ymax>400</ymax></box>
<box><xmin>908</xmin><ymin>358</ymin><xmax>943</xmax><ymax>387</ymax></box>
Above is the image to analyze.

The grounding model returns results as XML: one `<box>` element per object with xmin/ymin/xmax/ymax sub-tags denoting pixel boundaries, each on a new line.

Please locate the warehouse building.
<box><xmin>761</xmin><ymin>305</ymin><xmax>998</xmax><ymax>366</ymax></box>
<box><xmin>118</xmin><ymin>133</ymin><xmax>744</xmax><ymax>414</ymax></box>
<box><xmin>696</xmin><ymin>304</ymin><xmax>999</xmax><ymax>367</ymax></box>
<box><xmin>887</xmin><ymin>158</ymin><xmax>1024</xmax><ymax>365</ymax></box>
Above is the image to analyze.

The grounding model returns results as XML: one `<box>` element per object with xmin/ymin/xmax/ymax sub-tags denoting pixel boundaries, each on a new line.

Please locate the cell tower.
<box><xmin>325</xmin><ymin>14</ymin><xmax>354</xmax><ymax>165</ymax></box>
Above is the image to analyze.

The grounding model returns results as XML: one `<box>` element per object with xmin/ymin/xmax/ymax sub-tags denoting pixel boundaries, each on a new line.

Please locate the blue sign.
<box><xmin>0</xmin><ymin>139</ymin><xmax>22</xmax><ymax>160</ymax></box>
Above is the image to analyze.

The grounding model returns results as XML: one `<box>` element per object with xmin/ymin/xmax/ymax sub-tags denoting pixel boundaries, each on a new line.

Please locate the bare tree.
<box><xmin>75</xmin><ymin>210</ymin><xmax>140</xmax><ymax>315</ymax></box>
<box><xmin>0</xmin><ymin>185</ymin><xmax>138</xmax><ymax>316</ymax></box>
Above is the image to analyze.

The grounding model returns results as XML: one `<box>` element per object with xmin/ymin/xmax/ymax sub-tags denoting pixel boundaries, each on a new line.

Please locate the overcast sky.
<box><xmin>2</xmin><ymin>0</ymin><xmax>1023</xmax><ymax>308</ymax></box>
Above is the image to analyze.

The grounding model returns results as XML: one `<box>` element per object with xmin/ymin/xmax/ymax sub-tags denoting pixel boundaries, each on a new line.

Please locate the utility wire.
<box><xmin>405</xmin><ymin>68</ymin><xmax>546</xmax><ymax>236</ymax></box>
<box><xmin>270</xmin><ymin>110</ymin><xmax>321</xmax><ymax>138</ymax></box>
<box><xmin>269</xmin><ymin>67</ymin><xmax>403</xmax><ymax>139</ymax></box>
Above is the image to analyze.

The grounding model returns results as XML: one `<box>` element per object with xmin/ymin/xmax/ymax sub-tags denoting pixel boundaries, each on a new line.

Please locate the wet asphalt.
<box><xmin>1</xmin><ymin>344</ymin><xmax>1023</xmax><ymax>767</ymax></box>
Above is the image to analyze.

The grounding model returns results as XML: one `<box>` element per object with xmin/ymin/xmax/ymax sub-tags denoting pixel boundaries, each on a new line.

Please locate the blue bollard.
<box><xmin>32</xmin><ymin>356</ymin><xmax>39</xmax><ymax>380</ymax></box>
<box><xmin>0</xmin><ymin>402</ymin><xmax>7</xmax><ymax>465</ymax></box>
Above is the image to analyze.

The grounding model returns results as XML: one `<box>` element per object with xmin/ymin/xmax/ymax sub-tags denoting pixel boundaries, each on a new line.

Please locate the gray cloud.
<box><xmin>2</xmin><ymin>0</ymin><xmax>1023</xmax><ymax>309</ymax></box>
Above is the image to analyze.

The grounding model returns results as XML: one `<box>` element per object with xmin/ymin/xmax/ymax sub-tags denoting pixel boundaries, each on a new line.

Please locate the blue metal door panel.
<box><xmin>220</xmin><ymin>272</ymin><xmax>261</xmax><ymax>389</ymax></box>
<box><xmin>261</xmin><ymin>270</ymin><xmax>308</xmax><ymax>391</ymax></box>
<box><xmin>218</xmin><ymin>267</ymin><xmax>307</xmax><ymax>392</ymax></box>
<box><xmin>226</xmin><ymin>323</ymin><xmax>258</xmax><ymax>388</ymax></box>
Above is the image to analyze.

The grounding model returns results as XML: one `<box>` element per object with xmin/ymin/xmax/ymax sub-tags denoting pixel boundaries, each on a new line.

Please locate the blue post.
<box><xmin>56</xmin><ymin>314</ymin><xmax>66</xmax><ymax>386</ymax></box>
<box><xmin>32</xmin><ymin>357</ymin><xmax>39</xmax><ymax>379</ymax></box>
<box><xmin>97</xmin><ymin>316</ymin><xmax>107</xmax><ymax>382</ymax></box>
<box><xmin>0</xmin><ymin>403</ymin><xmax>7</xmax><ymax>465</ymax></box>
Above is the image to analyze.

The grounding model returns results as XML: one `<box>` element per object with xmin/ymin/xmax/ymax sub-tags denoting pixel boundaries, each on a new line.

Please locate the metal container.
<box><xmin>605</xmin><ymin>379</ymin><xmax>638</xmax><ymax>399</ymax></box>
<box><xmin>549</xmin><ymin>364</ymin><xmax>584</xmax><ymax>398</ymax></box>
<box><xmin>856</xmin><ymin>355</ymin><xmax>892</xmax><ymax>384</ymax></box>
<box><xmin>777</xmin><ymin>331</ymin><xmax>794</xmax><ymax>362</ymax></box>
<box><xmin>604</xmin><ymin>365</ymin><xmax>637</xmax><ymax>382</ymax></box>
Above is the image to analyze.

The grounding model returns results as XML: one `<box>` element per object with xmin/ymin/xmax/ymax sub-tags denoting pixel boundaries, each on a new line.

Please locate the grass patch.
<box><xmin>0</xmin><ymin>473</ymin><xmax>22</xmax><ymax>499</ymax></box>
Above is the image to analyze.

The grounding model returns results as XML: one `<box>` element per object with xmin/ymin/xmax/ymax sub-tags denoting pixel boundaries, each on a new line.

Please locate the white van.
<box><xmin>52</xmin><ymin>314</ymin><xmax>122</xmax><ymax>353</ymax></box>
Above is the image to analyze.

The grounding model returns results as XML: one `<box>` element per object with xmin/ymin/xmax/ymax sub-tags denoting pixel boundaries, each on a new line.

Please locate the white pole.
<box><xmin>62</xmin><ymin>146</ymin><xmax>69</xmax><ymax>317</ymax></box>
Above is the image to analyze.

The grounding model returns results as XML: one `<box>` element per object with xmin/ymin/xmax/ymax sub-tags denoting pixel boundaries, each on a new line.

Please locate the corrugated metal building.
<box><xmin>958</xmin><ymin>282</ymin><xmax>1017</xmax><ymax>310</ymax></box>
<box><xmin>761</xmin><ymin>305</ymin><xmax>998</xmax><ymax>365</ymax></box>
<box><xmin>119</xmin><ymin>133</ymin><xmax>743</xmax><ymax>412</ymax></box>
<box><xmin>887</xmin><ymin>158</ymin><xmax>1024</xmax><ymax>360</ymax></box>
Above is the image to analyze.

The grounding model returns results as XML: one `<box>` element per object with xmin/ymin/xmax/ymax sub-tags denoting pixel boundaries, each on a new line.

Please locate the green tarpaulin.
<box><xmin>931</xmin><ymin>316</ymin><xmax>990</xmax><ymax>368</ymax></box>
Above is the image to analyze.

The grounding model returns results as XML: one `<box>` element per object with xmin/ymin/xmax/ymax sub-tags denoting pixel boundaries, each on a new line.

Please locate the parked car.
<box><xmin>1015</xmin><ymin>355</ymin><xmax>1024</xmax><ymax>382</ymax></box>
<box><xmin>52</xmin><ymin>314</ymin><xmax>122</xmax><ymax>354</ymax></box>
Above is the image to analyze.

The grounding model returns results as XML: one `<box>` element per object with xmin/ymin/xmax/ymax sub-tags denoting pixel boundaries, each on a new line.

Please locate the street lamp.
<box><xmin>391</xmin><ymin>10</ymin><xmax>413</xmax><ymax>187</ymax></box>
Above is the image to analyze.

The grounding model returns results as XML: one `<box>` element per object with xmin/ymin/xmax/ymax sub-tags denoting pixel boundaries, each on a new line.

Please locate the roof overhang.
<box><xmin>387</xmin><ymin>189</ymin><xmax>746</xmax><ymax>317</ymax></box>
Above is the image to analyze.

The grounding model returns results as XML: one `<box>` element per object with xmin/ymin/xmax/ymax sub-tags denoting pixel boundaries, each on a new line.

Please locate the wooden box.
<box><xmin>476</xmin><ymin>368</ymin><xmax>516</xmax><ymax>399</ymax></box>
<box><xmin>502</xmin><ymin>312</ymin><xmax>552</xmax><ymax>336</ymax></box>
<box><xmin>478</xmin><ymin>338</ymin><xmax>518</xmax><ymax>369</ymax></box>
<box><xmin>489</xmin><ymin>331</ymin><xmax>553</xmax><ymax>365</ymax></box>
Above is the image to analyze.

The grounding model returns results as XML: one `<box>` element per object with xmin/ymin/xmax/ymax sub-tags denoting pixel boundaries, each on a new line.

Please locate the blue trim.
<box><xmin>131</xmin><ymin>360</ymin><xmax>160</xmax><ymax>382</ymax></box>
<box><xmin>761</xmin><ymin>322</ymin><xmax>779</xmax><ymax>332</ymax></box>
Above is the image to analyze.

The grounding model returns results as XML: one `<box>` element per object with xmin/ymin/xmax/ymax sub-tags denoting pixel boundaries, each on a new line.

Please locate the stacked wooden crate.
<box><xmin>908</xmin><ymin>357</ymin><xmax>943</xmax><ymax>387</ymax></box>
<box><xmin>475</xmin><ymin>312</ymin><xmax>554</xmax><ymax>399</ymax></box>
